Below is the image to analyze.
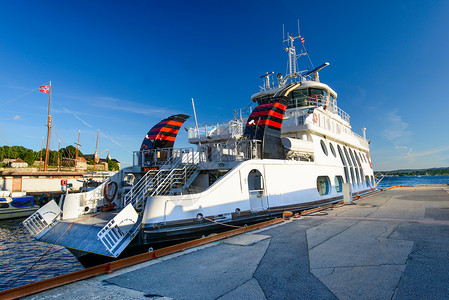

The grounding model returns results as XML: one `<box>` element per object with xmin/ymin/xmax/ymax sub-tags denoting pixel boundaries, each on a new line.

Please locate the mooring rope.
<box><xmin>203</xmin><ymin>216</ymin><xmax>242</xmax><ymax>228</ymax></box>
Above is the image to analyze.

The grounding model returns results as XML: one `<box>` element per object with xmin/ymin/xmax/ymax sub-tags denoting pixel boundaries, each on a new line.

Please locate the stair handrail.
<box><xmin>149</xmin><ymin>149</ymin><xmax>197</xmax><ymax>196</ymax></box>
<box><xmin>124</xmin><ymin>147</ymin><xmax>194</xmax><ymax>208</ymax></box>
<box><xmin>124</xmin><ymin>149</ymin><xmax>179</xmax><ymax>207</ymax></box>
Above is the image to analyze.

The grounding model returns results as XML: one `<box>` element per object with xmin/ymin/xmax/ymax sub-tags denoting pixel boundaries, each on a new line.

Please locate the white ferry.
<box><xmin>23</xmin><ymin>32</ymin><xmax>375</xmax><ymax>266</ymax></box>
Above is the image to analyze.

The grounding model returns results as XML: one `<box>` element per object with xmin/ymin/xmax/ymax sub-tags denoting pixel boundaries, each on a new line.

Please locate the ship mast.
<box><xmin>94</xmin><ymin>129</ymin><xmax>99</xmax><ymax>171</ymax></box>
<box><xmin>75</xmin><ymin>130</ymin><xmax>81</xmax><ymax>160</ymax></box>
<box><xmin>39</xmin><ymin>137</ymin><xmax>43</xmax><ymax>171</ymax></box>
<box><xmin>44</xmin><ymin>81</ymin><xmax>52</xmax><ymax>171</ymax></box>
<box><xmin>57</xmin><ymin>140</ymin><xmax>60</xmax><ymax>171</ymax></box>
<box><xmin>282</xmin><ymin>33</ymin><xmax>307</xmax><ymax>84</ymax></box>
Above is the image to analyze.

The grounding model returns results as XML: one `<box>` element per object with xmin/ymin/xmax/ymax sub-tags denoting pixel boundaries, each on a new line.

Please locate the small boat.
<box><xmin>23</xmin><ymin>29</ymin><xmax>376</xmax><ymax>266</ymax></box>
<box><xmin>0</xmin><ymin>191</ymin><xmax>39</xmax><ymax>220</ymax></box>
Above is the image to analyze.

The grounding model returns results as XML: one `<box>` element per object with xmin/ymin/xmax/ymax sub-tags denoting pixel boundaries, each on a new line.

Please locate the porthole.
<box><xmin>335</xmin><ymin>176</ymin><xmax>344</xmax><ymax>193</ymax></box>
<box><xmin>317</xmin><ymin>176</ymin><xmax>330</xmax><ymax>196</ymax></box>
<box><xmin>329</xmin><ymin>142</ymin><xmax>336</xmax><ymax>157</ymax></box>
<box><xmin>320</xmin><ymin>140</ymin><xmax>328</xmax><ymax>156</ymax></box>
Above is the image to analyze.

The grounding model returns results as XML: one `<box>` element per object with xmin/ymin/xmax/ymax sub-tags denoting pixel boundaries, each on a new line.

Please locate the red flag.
<box><xmin>39</xmin><ymin>85</ymin><xmax>50</xmax><ymax>93</ymax></box>
<box><xmin>300</xmin><ymin>37</ymin><xmax>305</xmax><ymax>45</ymax></box>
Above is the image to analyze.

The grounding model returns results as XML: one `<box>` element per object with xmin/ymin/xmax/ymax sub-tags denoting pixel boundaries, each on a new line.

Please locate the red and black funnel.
<box><xmin>140</xmin><ymin>114</ymin><xmax>190</xmax><ymax>151</ymax></box>
<box><xmin>244</xmin><ymin>98</ymin><xmax>288</xmax><ymax>159</ymax></box>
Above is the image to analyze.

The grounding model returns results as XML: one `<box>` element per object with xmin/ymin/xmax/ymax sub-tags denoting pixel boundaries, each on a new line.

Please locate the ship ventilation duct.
<box><xmin>140</xmin><ymin>114</ymin><xmax>190</xmax><ymax>151</ymax></box>
<box><xmin>244</xmin><ymin>97</ymin><xmax>288</xmax><ymax>159</ymax></box>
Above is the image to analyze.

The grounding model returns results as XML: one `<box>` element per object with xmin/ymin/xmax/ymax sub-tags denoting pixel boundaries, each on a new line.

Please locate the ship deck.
<box><xmin>19</xmin><ymin>186</ymin><xmax>449</xmax><ymax>299</ymax></box>
<box><xmin>37</xmin><ymin>211</ymin><xmax>120</xmax><ymax>257</ymax></box>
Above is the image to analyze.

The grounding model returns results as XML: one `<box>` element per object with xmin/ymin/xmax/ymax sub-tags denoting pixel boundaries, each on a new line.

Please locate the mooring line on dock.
<box><xmin>203</xmin><ymin>216</ymin><xmax>243</xmax><ymax>228</ymax></box>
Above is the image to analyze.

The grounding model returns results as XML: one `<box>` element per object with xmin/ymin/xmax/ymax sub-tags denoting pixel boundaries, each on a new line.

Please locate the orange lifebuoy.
<box><xmin>313</xmin><ymin>113</ymin><xmax>318</xmax><ymax>123</ymax></box>
<box><xmin>308</xmin><ymin>94</ymin><xmax>318</xmax><ymax>104</ymax></box>
<box><xmin>104</xmin><ymin>181</ymin><xmax>118</xmax><ymax>204</ymax></box>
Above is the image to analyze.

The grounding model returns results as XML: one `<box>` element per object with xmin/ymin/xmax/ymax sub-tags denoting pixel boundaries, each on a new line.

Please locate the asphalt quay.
<box><xmin>22</xmin><ymin>186</ymin><xmax>449</xmax><ymax>300</ymax></box>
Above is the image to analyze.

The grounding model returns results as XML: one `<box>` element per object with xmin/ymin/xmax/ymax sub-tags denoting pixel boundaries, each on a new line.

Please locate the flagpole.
<box><xmin>44</xmin><ymin>81</ymin><xmax>52</xmax><ymax>171</ymax></box>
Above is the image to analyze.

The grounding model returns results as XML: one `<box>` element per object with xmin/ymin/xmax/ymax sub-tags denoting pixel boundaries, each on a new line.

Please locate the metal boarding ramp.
<box><xmin>24</xmin><ymin>199</ymin><xmax>141</xmax><ymax>258</ymax></box>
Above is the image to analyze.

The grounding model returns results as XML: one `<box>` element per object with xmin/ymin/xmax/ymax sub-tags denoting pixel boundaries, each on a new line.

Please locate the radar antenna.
<box><xmin>282</xmin><ymin>22</ymin><xmax>308</xmax><ymax>85</ymax></box>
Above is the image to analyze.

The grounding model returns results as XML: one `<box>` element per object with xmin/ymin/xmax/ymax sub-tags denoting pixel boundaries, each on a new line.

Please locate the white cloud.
<box><xmin>0</xmin><ymin>115</ymin><xmax>23</xmax><ymax>120</ymax></box>
<box><xmin>93</xmin><ymin>96</ymin><xmax>177</xmax><ymax>117</ymax></box>
<box><xmin>382</xmin><ymin>110</ymin><xmax>412</xmax><ymax>148</ymax></box>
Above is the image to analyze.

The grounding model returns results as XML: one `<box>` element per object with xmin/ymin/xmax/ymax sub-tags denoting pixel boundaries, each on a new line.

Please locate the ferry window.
<box><xmin>360</xmin><ymin>152</ymin><xmax>366</xmax><ymax>163</ymax></box>
<box><xmin>290</xmin><ymin>89</ymin><xmax>309</xmax><ymax>108</ymax></box>
<box><xmin>365</xmin><ymin>176</ymin><xmax>370</xmax><ymax>187</ymax></box>
<box><xmin>337</xmin><ymin>146</ymin><xmax>346</xmax><ymax>165</ymax></box>
<box><xmin>248</xmin><ymin>169</ymin><xmax>264</xmax><ymax>191</ymax></box>
<box><xmin>338</xmin><ymin>145</ymin><xmax>351</xmax><ymax>184</ymax></box>
<box><xmin>343</xmin><ymin>147</ymin><xmax>353</xmax><ymax>167</ymax></box>
<box><xmin>320</xmin><ymin>140</ymin><xmax>328</xmax><ymax>156</ymax></box>
<box><xmin>349</xmin><ymin>149</ymin><xmax>358</xmax><ymax>168</ymax></box>
<box><xmin>0</xmin><ymin>203</ymin><xmax>9</xmax><ymax>208</ymax></box>
<box><xmin>317</xmin><ymin>176</ymin><xmax>330</xmax><ymax>196</ymax></box>
<box><xmin>335</xmin><ymin>176</ymin><xmax>344</xmax><ymax>193</ymax></box>
<box><xmin>309</xmin><ymin>88</ymin><xmax>325</xmax><ymax>98</ymax></box>
<box><xmin>355</xmin><ymin>168</ymin><xmax>360</xmax><ymax>186</ymax></box>
<box><xmin>329</xmin><ymin>142</ymin><xmax>336</xmax><ymax>157</ymax></box>
<box><xmin>254</xmin><ymin>95</ymin><xmax>274</xmax><ymax>105</ymax></box>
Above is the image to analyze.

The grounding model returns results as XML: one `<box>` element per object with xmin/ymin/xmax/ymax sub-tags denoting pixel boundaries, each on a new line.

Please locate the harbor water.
<box><xmin>376</xmin><ymin>175</ymin><xmax>449</xmax><ymax>189</ymax></box>
<box><xmin>0</xmin><ymin>218</ymin><xmax>83</xmax><ymax>291</ymax></box>
<box><xmin>0</xmin><ymin>176</ymin><xmax>448</xmax><ymax>291</ymax></box>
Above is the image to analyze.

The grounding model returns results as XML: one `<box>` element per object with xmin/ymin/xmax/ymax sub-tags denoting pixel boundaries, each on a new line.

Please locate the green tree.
<box><xmin>107</xmin><ymin>159</ymin><xmax>119</xmax><ymax>171</ymax></box>
<box><xmin>22</xmin><ymin>150</ymin><xmax>36</xmax><ymax>165</ymax></box>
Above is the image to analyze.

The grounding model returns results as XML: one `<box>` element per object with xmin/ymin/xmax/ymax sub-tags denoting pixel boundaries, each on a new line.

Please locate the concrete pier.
<box><xmin>23</xmin><ymin>186</ymin><xmax>449</xmax><ymax>299</ymax></box>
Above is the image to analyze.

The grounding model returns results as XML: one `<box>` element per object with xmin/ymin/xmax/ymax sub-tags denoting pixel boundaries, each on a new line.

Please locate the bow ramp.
<box><xmin>24</xmin><ymin>200</ymin><xmax>140</xmax><ymax>258</ymax></box>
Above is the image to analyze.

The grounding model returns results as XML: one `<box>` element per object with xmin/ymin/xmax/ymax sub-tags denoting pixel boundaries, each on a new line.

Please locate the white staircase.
<box><xmin>124</xmin><ymin>149</ymin><xmax>200</xmax><ymax>211</ymax></box>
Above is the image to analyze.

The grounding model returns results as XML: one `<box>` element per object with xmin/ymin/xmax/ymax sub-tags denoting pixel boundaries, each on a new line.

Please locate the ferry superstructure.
<box><xmin>23</xmin><ymin>32</ymin><xmax>375</xmax><ymax>265</ymax></box>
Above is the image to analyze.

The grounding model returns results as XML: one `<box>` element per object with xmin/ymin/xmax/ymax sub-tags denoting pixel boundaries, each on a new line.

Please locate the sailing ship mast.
<box><xmin>94</xmin><ymin>129</ymin><xmax>99</xmax><ymax>171</ymax></box>
<box><xmin>75</xmin><ymin>130</ymin><xmax>81</xmax><ymax>161</ymax></box>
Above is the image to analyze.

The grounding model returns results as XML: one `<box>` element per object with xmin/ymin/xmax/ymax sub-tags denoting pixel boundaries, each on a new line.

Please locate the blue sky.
<box><xmin>0</xmin><ymin>0</ymin><xmax>448</xmax><ymax>171</ymax></box>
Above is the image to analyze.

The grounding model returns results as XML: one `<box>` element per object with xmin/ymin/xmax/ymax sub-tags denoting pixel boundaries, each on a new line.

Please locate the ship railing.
<box><xmin>134</xmin><ymin>147</ymin><xmax>198</xmax><ymax>167</ymax></box>
<box><xmin>187</xmin><ymin>97</ymin><xmax>351</xmax><ymax>143</ymax></box>
<box><xmin>283</xmin><ymin>106</ymin><xmax>365</xmax><ymax>141</ymax></box>
<box><xmin>197</xmin><ymin>139</ymin><xmax>262</xmax><ymax>164</ymax></box>
<box><xmin>187</xmin><ymin>119</ymin><xmax>245</xmax><ymax>142</ymax></box>
<box><xmin>290</xmin><ymin>95</ymin><xmax>350</xmax><ymax>123</ymax></box>
<box><xmin>232</xmin><ymin>106</ymin><xmax>255</xmax><ymax>121</ymax></box>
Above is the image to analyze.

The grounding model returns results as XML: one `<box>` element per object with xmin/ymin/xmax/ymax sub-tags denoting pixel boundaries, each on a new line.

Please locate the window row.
<box><xmin>320</xmin><ymin>139</ymin><xmax>373</xmax><ymax>188</ymax></box>
<box><xmin>317</xmin><ymin>174</ymin><xmax>376</xmax><ymax>196</ymax></box>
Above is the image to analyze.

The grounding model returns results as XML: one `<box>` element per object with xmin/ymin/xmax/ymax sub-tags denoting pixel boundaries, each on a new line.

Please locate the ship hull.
<box><xmin>66</xmin><ymin>192</ymin><xmax>370</xmax><ymax>268</ymax></box>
